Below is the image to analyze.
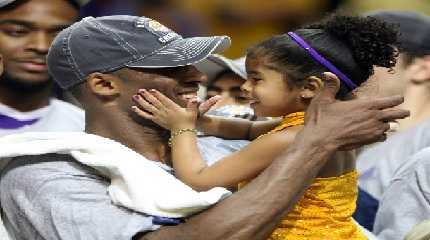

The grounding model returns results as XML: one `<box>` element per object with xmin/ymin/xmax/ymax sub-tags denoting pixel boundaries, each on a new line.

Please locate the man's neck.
<box><xmin>400</xmin><ymin>83</ymin><xmax>430</xmax><ymax>130</ymax></box>
<box><xmin>85</xmin><ymin>108</ymin><xmax>171</xmax><ymax>165</ymax></box>
<box><xmin>0</xmin><ymin>85</ymin><xmax>51</xmax><ymax>112</ymax></box>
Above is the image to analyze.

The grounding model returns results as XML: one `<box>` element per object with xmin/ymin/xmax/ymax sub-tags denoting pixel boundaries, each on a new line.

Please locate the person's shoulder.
<box><xmin>257</xmin><ymin>125</ymin><xmax>302</xmax><ymax>145</ymax></box>
<box><xmin>50</xmin><ymin>99</ymin><xmax>84</xmax><ymax>116</ymax></box>
<box><xmin>46</xmin><ymin>99</ymin><xmax>85</xmax><ymax>130</ymax></box>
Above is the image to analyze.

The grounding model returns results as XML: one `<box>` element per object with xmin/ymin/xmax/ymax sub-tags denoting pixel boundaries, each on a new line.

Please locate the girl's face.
<box><xmin>242</xmin><ymin>56</ymin><xmax>305</xmax><ymax>117</ymax></box>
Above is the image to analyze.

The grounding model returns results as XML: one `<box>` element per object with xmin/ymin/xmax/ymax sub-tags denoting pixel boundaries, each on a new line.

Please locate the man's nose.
<box><xmin>27</xmin><ymin>32</ymin><xmax>51</xmax><ymax>55</ymax></box>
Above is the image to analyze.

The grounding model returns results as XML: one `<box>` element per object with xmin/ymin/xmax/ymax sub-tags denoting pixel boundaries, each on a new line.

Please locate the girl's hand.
<box><xmin>132</xmin><ymin>89</ymin><xmax>198</xmax><ymax>131</ymax></box>
<box><xmin>198</xmin><ymin>95</ymin><xmax>222</xmax><ymax>116</ymax></box>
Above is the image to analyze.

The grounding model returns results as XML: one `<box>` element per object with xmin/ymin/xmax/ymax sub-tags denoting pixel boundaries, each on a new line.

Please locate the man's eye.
<box><xmin>2</xmin><ymin>28</ymin><xmax>29</xmax><ymax>37</ymax></box>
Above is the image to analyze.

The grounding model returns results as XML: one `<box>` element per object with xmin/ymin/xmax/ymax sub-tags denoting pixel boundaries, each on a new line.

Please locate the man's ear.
<box><xmin>86</xmin><ymin>72</ymin><xmax>120</xmax><ymax>99</ymax></box>
<box><xmin>409</xmin><ymin>56</ymin><xmax>430</xmax><ymax>84</ymax></box>
<box><xmin>301</xmin><ymin>76</ymin><xmax>324</xmax><ymax>99</ymax></box>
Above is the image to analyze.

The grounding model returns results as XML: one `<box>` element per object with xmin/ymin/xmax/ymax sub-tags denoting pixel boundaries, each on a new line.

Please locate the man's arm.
<box><xmin>143</xmin><ymin>133</ymin><xmax>331</xmax><ymax>240</ymax></box>
<box><xmin>142</xmin><ymin>73</ymin><xmax>410</xmax><ymax>240</ymax></box>
<box><xmin>197</xmin><ymin>115</ymin><xmax>281</xmax><ymax>140</ymax></box>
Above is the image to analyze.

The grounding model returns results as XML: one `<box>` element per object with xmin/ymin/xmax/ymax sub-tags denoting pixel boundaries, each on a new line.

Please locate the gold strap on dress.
<box><xmin>258</xmin><ymin>112</ymin><xmax>305</xmax><ymax>139</ymax></box>
<box><xmin>238</xmin><ymin>112</ymin><xmax>305</xmax><ymax>189</ymax></box>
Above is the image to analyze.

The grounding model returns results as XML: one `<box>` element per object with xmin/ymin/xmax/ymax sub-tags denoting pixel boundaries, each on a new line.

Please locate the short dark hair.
<box><xmin>367</xmin><ymin>11</ymin><xmax>430</xmax><ymax>67</ymax></box>
<box><xmin>247</xmin><ymin>14</ymin><xmax>399</xmax><ymax>98</ymax></box>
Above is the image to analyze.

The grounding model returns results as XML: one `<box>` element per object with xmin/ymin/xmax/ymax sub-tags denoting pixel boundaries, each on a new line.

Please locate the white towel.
<box><xmin>0</xmin><ymin>132</ymin><xmax>231</xmax><ymax>218</ymax></box>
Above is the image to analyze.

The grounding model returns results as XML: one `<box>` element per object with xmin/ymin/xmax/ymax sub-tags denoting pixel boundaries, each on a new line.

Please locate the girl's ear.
<box><xmin>300</xmin><ymin>76</ymin><xmax>324</xmax><ymax>99</ymax></box>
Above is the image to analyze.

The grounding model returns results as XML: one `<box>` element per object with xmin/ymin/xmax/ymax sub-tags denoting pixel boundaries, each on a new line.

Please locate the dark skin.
<box><xmin>76</xmin><ymin>65</ymin><xmax>409</xmax><ymax>240</ymax></box>
<box><xmin>0</xmin><ymin>0</ymin><xmax>78</xmax><ymax>112</ymax></box>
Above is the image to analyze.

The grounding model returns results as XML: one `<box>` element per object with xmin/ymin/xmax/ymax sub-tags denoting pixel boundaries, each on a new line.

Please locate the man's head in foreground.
<box><xmin>48</xmin><ymin>15</ymin><xmax>230</xmax><ymax>127</ymax></box>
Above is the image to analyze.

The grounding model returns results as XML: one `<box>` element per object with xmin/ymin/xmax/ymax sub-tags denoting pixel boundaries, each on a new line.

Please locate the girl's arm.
<box><xmin>197</xmin><ymin>115</ymin><xmax>281</xmax><ymax>140</ymax></box>
<box><xmin>132</xmin><ymin>89</ymin><xmax>300</xmax><ymax>191</ymax></box>
<box><xmin>171</xmin><ymin>126</ymin><xmax>301</xmax><ymax>191</ymax></box>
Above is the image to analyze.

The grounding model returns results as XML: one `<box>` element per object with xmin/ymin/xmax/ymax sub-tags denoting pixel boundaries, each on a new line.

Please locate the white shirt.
<box><xmin>0</xmin><ymin>98</ymin><xmax>84</xmax><ymax>240</ymax></box>
<box><xmin>0</xmin><ymin>99</ymin><xmax>84</xmax><ymax>136</ymax></box>
<box><xmin>357</xmin><ymin>119</ymin><xmax>430</xmax><ymax>200</ymax></box>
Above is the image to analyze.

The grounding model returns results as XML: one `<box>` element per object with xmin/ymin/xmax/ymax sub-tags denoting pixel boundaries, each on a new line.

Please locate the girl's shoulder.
<box><xmin>255</xmin><ymin>125</ymin><xmax>303</xmax><ymax>146</ymax></box>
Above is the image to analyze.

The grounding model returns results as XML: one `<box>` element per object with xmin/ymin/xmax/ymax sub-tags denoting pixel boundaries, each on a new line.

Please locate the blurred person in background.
<box><xmin>358</xmin><ymin>13</ymin><xmax>430</xmax><ymax>240</ymax></box>
<box><xmin>353</xmin><ymin>10</ymin><xmax>430</xmax><ymax>232</ymax></box>
<box><xmin>198</xmin><ymin>54</ymin><xmax>256</xmax><ymax>120</ymax></box>
<box><xmin>0</xmin><ymin>0</ymin><xmax>87</xmax><ymax>239</ymax></box>
<box><xmin>0</xmin><ymin>0</ymin><xmax>86</xmax><ymax>137</ymax></box>
<box><xmin>372</xmin><ymin>148</ymin><xmax>430</xmax><ymax>240</ymax></box>
<box><xmin>194</xmin><ymin>54</ymin><xmax>254</xmax><ymax>167</ymax></box>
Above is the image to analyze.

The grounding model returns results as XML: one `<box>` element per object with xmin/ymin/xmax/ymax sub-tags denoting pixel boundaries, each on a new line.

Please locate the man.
<box><xmin>357</xmin><ymin>11</ymin><xmax>430</xmax><ymax>202</ymax></box>
<box><xmin>0</xmin><ymin>0</ymin><xmax>86</xmax><ymax>136</ymax></box>
<box><xmin>365</xmin><ymin>11</ymin><xmax>430</xmax><ymax>131</ymax></box>
<box><xmin>0</xmin><ymin>0</ymin><xmax>87</xmax><ymax>239</ymax></box>
<box><xmin>199</xmin><ymin>54</ymin><xmax>256</xmax><ymax>119</ymax></box>
<box><xmin>195</xmin><ymin>54</ymin><xmax>253</xmax><ymax>166</ymax></box>
<box><xmin>0</xmin><ymin>15</ymin><xmax>409</xmax><ymax>240</ymax></box>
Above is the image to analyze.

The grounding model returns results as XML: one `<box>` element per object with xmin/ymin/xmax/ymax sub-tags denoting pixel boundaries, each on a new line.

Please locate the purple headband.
<box><xmin>287</xmin><ymin>31</ymin><xmax>358</xmax><ymax>90</ymax></box>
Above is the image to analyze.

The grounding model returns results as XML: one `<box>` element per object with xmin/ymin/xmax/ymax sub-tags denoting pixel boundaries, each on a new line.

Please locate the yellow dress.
<box><xmin>243</xmin><ymin>112</ymin><xmax>366</xmax><ymax>240</ymax></box>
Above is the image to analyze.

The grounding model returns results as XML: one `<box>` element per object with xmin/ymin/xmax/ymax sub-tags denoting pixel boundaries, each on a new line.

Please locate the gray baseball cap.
<box><xmin>0</xmin><ymin>0</ymin><xmax>15</xmax><ymax>7</ymax></box>
<box><xmin>47</xmin><ymin>15</ymin><xmax>231</xmax><ymax>89</ymax></box>
<box><xmin>196</xmin><ymin>54</ymin><xmax>247</xmax><ymax>85</ymax></box>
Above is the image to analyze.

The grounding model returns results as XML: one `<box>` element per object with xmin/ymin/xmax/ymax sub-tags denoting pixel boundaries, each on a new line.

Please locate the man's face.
<box><xmin>0</xmin><ymin>0</ymin><xmax>77</xmax><ymax>86</ymax></box>
<box><xmin>367</xmin><ymin>54</ymin><xmax>409</xmax><ymax>98</ymax></box>
<box><xmin>206</xmin><ymin>71</ymin><xmax>248</xmax><ymax>109</ymax></box>
<box><xmin>117</xmin><ymin>65</ymin><xmax>207</xmax><ymax>112</ymax></box>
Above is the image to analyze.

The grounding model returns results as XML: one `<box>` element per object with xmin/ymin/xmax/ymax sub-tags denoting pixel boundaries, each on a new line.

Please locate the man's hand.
<box><xmin>303</xmin><ymin>72</ymin><xmax>410</xmax><ymax>151</ymax></box>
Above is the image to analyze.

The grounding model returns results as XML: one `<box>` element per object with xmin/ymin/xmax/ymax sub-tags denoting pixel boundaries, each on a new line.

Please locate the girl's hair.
<box><xmin>247</xmin><ymin>14</ymin><xmax>399</xmax><ymax>97</ymax></box>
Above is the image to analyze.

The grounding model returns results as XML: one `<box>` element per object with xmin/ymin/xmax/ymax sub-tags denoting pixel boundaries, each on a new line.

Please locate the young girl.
<box><xmin>132</xmin><ymin>15</ymin><xmax>398</xmax><ymax>239</ymax></box>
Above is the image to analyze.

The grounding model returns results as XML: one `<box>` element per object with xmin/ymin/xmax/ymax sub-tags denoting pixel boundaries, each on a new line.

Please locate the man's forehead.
<box><xmin>0</xmin><ymin>0</ymin><xmax>77</xmax><ymax>27</ymax></box>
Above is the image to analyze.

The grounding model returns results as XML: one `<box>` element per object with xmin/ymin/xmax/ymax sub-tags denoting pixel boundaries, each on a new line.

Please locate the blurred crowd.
<box><xmin>0</xmin><ymin>0</ymin><xmax>430</xmax><ymax>240</ymax></box>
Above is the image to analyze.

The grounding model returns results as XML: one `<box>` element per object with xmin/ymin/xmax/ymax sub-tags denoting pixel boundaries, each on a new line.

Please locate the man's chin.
<box><xmin>0</xmin><ymin>72</ymin><xmax>52</xmax><ymax>93</ymax></box>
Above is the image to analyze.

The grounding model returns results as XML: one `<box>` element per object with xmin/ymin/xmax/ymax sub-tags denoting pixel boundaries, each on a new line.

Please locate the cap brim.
<box><xmin>126</xmin><ymin>36</ymin><xmax>231</xmax><ymax>68</ymax></box>
<box><xmin>196</xmin><ymin>54</ymin><xmax>247</xmax><ymax>83</ymax></box>
<box><xmin>0</xmin><ymin>0</ymin><xmax>16</xmax><ymax>7</ymax></box>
